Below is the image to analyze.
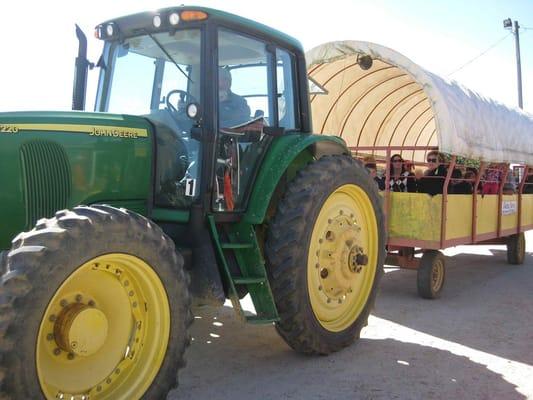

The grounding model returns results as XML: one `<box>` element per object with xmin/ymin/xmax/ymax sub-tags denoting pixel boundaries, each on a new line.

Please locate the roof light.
<box><xmin>153</xmin><ymin>14</ymin><xmax>162</xmax><ymax>28</ymax></box>
<box><xmin>180</xmin><ymin>10</ymin><xmax>208</xmax><ymax>21</ymax></box>
<box><xmin>106</xmin><ymin>23</ymin><xmax>115</xmax><ymax>37</ymax></box>
<box><xmin>169</xmin><ymin>12</ymin><xmax>180</xmax><ymax>26</ymax></box>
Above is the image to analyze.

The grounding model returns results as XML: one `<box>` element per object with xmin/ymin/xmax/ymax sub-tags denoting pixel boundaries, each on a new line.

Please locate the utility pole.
<box><xmin>503</xmin><ymin>18</ymin><xmax>523</xmax><ymax>109</ymax></box>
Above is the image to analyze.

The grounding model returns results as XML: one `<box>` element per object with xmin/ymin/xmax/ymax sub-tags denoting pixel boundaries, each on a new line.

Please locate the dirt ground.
<box><xmin>170</xmin><ymin>231</ymin><xmax>533</xmax><ymax>400</ymax></box>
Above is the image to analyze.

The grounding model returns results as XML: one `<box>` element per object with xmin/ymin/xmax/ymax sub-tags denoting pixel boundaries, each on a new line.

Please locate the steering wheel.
<box><xmin>165</xmin><ymin>89</ymin><xmax>198</xmax><ymax>115</ymax></box>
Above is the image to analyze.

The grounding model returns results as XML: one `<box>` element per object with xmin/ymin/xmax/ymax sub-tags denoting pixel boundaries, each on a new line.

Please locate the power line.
<box><xmin>447</xmin><ymin>33</ymin><xmax>512</xmax><ymax>77</ymax></box>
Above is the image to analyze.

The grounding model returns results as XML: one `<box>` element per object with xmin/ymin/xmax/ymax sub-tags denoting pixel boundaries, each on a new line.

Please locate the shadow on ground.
<box><xmin>375</xmin><ymin>247</ymin><xmax>533</xmax><ymax>366</ymax></box>
<box><xmin>169</xmin><ymin>302</ymin><xmax>525</xmax><ymax>400</ymax></box>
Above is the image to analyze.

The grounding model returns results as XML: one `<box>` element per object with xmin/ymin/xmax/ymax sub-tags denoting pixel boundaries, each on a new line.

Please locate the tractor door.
<box><xmin>95</xmin><ymin>29</ymin><xmax>204</xmax><ymax>210</ymax></box>
<box><xmin>214</xmin><ymin>28</ymin><xmax>299</xmax><ymax>212</ymax></box>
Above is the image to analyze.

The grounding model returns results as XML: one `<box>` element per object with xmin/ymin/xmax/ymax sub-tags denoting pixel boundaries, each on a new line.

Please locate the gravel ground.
<box><xmin>170</xmin><ymin>231</ymin><xmax>533</xmax><ymax>400</ymax></box>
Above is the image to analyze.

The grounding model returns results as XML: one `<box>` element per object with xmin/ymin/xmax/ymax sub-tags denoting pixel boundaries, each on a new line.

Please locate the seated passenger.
<box><xmin>481</xmin><ymin>163</ymin><xmax>502</xmax><ymax>194</ymax></box>
<box><xmin>502</xmin><ymin>168</ymin><xmax>517</xmax><ymax>194</ymax></box>
<box><xmin>453</xmin><ymin>170</ymin><xmax>475</xmax><ymax>194</ymax></box>
<box><xmin>389</xmin><ymin>154</ymin><xmax>416</xmax><ymax>192</ymax></box>
<box><xmin>218</xmin><ymin>67</ymin><xmax>251</xmax><ymax>128</ymax></box>
<box><xmin>417</xmin><ymin>151</ymin><xmax>447</xmax><ymax>196</ymax></box>
<box><xmin>364</xmin><ymin>156</ymin><xmax>385</xmax><ymax>190</ymax></box>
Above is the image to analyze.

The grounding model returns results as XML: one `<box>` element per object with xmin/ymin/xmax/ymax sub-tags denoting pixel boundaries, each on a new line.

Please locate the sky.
<box><xmin>1</xmin><ymin>0</ymin><xmax>532</xmax><ymax>113</ymax></box>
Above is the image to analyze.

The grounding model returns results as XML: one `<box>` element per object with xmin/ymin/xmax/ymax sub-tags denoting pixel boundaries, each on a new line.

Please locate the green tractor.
<box><xmin>0</xmin><ymin>6</ymin><xmax>385</xmax><ymax>399</ymax></box>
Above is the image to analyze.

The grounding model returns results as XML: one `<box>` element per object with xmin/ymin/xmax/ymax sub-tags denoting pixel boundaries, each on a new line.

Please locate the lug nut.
<box><xmin>67</xmin><ymin>353</ymin><xmax>75</xmax><ymax>360</ymax></box>
<box><xmin>49</xmin><ymin>315</ymin><xmax>56</xmax><ymax>322</ymax></box>
<box><xmin>320</xmin><ymin>268</ymin><xmax>329</xmax><ymax>279</ymax></box>
<box><xmin>60</xmin><ymin>299</ymin><xmax>68</xmax><ymax>307</ymax></box>
<box><xmin>53</xmin><ymin>348</ymin><xmax>61</xmax><ymax>356</ymax></box>
<box><xmin>75</xmin><ymin>294</ymin><xmax>83</xmax><ymax>302</ymax></box>
<box><xmin>88</xmin><ymin>300</ymin><xmax>96</xmax><ymax>307</ymax></box>
<box><xmin>46</xmin><ymin>333</ymin><xmax>54</xmax><ymax>341</ymax></box>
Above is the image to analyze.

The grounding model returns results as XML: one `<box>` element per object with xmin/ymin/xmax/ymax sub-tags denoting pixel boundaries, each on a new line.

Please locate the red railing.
<box><xmin>349</xmin><ymin>145</ymin><xmax>532</xmax><ymax>249</ymax></box>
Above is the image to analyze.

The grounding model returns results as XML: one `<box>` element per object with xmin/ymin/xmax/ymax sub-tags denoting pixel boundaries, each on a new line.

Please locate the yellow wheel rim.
<box><xmin>36</xmin><ymin>253</ymin><xmax>170</xmax><ymax>400</ymax></box>
<box><xmin>307</xmin><ymin>184</ymin><xmax>379</xmax><ymax>332</ymax></box>
<box><xmin>431</xmin><ymin>259</ymin><xmax>444</xmax><ymax>293</ymax></box>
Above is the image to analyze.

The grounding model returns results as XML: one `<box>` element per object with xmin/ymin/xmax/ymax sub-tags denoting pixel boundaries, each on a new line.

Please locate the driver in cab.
<box><xmin>218</xmin><ymin>67</ymin><xmax>250</xmax><ymax>128</ymax></box>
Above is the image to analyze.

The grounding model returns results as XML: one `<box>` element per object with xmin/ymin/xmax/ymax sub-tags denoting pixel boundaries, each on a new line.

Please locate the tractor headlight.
<box><xmin>169</xmin><ymin>12</ymin><xmax>180</xmax><ymax>26</ymax></box>
<box><xmin>153</xmin><ymin>14</ymin><xmax>162</xmax><ymax>28</ymax></box>
<box><xmin>106</xmin><ymin>23</ymin><xmax>115</xmax><ymax>37</ymax></box>
<box><xmin>186</xmin><ymin>103</ymin><xmax>199</xmax><ymax>119</ymax></box>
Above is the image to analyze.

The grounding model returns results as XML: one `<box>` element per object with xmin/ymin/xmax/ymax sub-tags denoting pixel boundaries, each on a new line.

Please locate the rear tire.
<box><xmin>506</xmin><ymin>233</ymin><xmax>525</xmax><ymax>265</ymax></box>
<box><xmin>417</xmin><ymin>250</ymin><xmax>445</xmax><ymax>299</ymax></box>
<box><xmin>0</xmin><ymin>250</ymin><xmax>6</xmax><ymax>276</ymax></box>
<box><xmin>0</xmin><ymin>205</ymin><xmax>192</xmax><ymax>399</ymax></box>
<box><xmin>265</xmin><ymin>155</ymin><xmax>385</xmax><ymax>355</ymax></box>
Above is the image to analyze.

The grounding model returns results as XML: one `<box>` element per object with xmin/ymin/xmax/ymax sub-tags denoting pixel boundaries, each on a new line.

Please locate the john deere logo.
<box><xmin>0</xmin><ymin>123</ymin><xmax>148</xmax><ymax>139</ymax></box>
<box><xmin>90</xmin><ymin>127</ymin><xmax>140</xmax><ymax>138</ymax></box>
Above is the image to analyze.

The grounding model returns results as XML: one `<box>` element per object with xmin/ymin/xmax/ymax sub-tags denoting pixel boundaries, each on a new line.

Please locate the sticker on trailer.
<box><xmin>502</xmin><ymin>200</ymin><xmax>517</xmax><ymax>216</ymax></box>
<box><xmin>185</xmin><ymin>179</ymin><xmax>197</xmax><ymax>197</ymax></box>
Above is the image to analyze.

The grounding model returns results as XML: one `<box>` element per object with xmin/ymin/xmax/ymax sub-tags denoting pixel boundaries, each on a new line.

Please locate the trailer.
<box><xmin>307</xmin><ymin>40</ymin><xmax>533</xmax><ymax>298</ymax></box>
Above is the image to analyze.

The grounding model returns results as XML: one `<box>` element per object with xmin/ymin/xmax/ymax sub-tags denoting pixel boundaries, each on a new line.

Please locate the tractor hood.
<box><xmin>0</xmin><ymin>111</ymin><xmax>154</xmax><ymax>250</ymax></box>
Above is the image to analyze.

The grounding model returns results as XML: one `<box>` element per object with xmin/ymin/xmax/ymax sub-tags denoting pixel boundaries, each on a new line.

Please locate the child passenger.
<box><xmin>364</xmin><ymin>156</ymin><xmax>385</xmax><ymax>190</ymax></box>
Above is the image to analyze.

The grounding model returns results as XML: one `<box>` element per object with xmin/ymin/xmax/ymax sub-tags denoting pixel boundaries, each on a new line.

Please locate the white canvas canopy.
<box><xmin>306</xmin><ymin>41</ymin><xmax>533</xmax><ymax>164</ymax></box>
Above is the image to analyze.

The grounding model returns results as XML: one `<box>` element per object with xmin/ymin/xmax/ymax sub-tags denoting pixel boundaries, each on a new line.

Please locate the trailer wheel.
<box><xmin>417</xmin><ymin>250</ymin><xmax>445</xmax><ymax>299</ymax></box>
<box><xmin>265</xmin><ymin>155</ymin><xmax>385</xmax><ymax>355</ymax></box>
<box><xmin>0</xmin><ymin>205</ymin><xmax>192</xmax><ymax>400</ymax></box>
<box><xmin>506</xmin><ymin>233</ymin><xmax>525</xmax><ymax>265</ymax></box>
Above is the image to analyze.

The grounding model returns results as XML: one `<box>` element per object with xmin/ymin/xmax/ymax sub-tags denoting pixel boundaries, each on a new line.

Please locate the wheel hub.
<box><xmin>317</xmin><ymin>213</ymin><xmax>367</xmax><ymax>300</ymax></box>
<box><xmin>54</xmin><ymin>303</ymin><xmax>109</xmax><ymax>357</ymax></box>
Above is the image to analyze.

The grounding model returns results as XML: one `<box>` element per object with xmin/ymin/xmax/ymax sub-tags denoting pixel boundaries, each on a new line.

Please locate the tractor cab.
<box><xmin>90</xmin><ymin>7</ymin><xmax>307</xmax><ymax>214</ymax></box>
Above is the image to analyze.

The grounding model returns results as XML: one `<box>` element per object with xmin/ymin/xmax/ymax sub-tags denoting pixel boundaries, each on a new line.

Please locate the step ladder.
<box><xmin>208</xmin><ymin>215</ymin><xmax>279</xmax><ymax>324</ymax></box>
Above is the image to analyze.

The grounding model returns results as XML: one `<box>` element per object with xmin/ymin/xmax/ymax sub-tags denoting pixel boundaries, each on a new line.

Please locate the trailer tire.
<box><xmin>265</xmin><ymin>155</ymin><xmax>385</xmax><ymax>355</ymax></box>
<box><xmin>506</xmin><ymin>233</ymin><xmax>525</xmax><ymax>265</ymax></box>
<box><xmin>417</xmin><ymin>250</ymin><xmax>445</xmax><ymax>299</ymax></box>
<box><xmin>0</xmin><ymin>205</ymin><xmax>192</xmax><ymax>400</ymax></box>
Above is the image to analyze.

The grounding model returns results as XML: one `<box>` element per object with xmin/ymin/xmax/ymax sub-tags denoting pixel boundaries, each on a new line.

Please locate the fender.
<box><xmin>244</xmin><ymin>133</ymin><xmax>349</xmax><ymax>224</ymax></box>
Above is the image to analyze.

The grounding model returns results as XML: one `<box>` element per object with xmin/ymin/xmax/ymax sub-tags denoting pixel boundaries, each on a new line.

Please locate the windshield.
<box><xmin>101</xmin><ymin>29</ymin><xmax>201</xmax><ymax>116</ymax></box>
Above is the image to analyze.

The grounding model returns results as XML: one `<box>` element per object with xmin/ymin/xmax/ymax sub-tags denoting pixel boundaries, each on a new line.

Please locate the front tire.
<box><xmin>265</xmin><ymin>155</ymin><xmax>385</xmax><ymax>355</ymax></box>
<box><xmin>0</xmin><ymin>205</ymin><xmax>192</xmax><ymax>399</ymax></box>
